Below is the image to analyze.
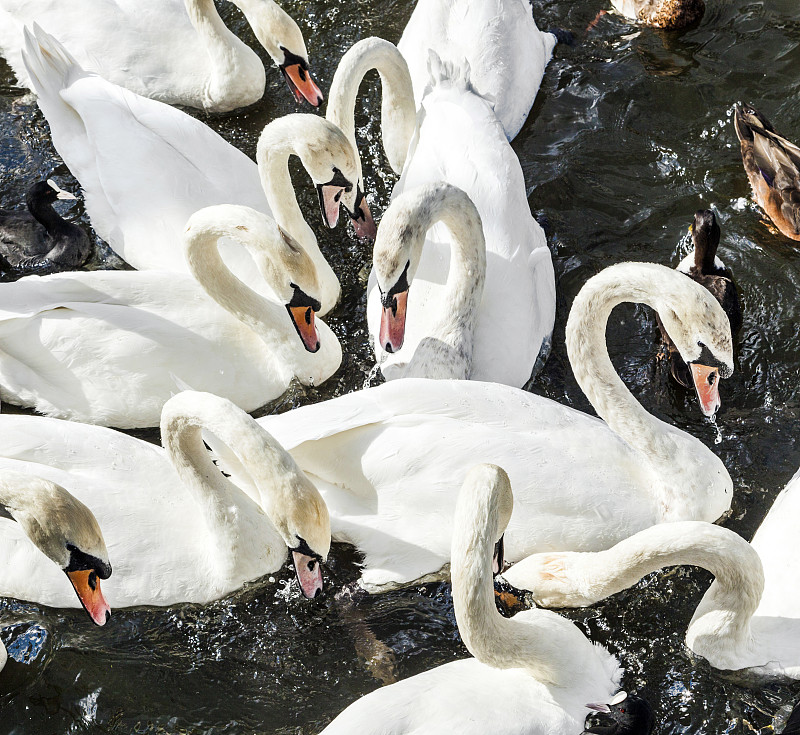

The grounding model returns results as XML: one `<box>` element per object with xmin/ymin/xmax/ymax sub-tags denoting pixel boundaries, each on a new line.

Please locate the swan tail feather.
<box><xmin>21</xmin><ymin>24</ymin><xmax>87</xmax><ymax>97</ymax></box>
<box><xmin>424</xmin><ymin>49</ymin><xmax>491</xmax><ymax>103</ymax></box>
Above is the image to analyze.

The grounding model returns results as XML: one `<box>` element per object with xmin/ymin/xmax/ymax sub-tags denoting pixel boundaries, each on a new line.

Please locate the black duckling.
<box><xmin>657</xmin><ymin>209</ymin><xmax>741</xmax><ymax>416</ymax></box>
<box><xmin>611</xmin><ymin>0</ymin><xmax>704</xmax><ymax>29</ymax></box>
<box><xmin>734</xmin><ymin>103</ymin><xmax>800</xmax><ymax>242</ymax></box>
<box><xmin>0</xmin><ymin>180</ymin><xmax>92</xmax><ymax>275</ymax></box>
<box><xmin>584</xmin><ymin>691</ymin><xmax>655</xmax><ymax>735</ymax></box>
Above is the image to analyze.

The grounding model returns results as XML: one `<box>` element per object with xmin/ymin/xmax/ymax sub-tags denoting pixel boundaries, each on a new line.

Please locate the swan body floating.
<box><xmin>0</xmin><ymin>391</ymin><xmax>330</xmax><ymax>607</ymax></box>
<box><xmin>0</xmin><ymin>205</ymin><xmax>340</xmax><ymax>429</ymax></box>
<box><xmin>658</xmin><ymin>209</ymin><xmax>741</xmax><ymax>415</ymax></box>
<box><xmin>22</xmin><ymin>26</ymin><xmax>359</xmax><ymax>314</ymax></box>
<box><xmin>0</xmin><ymin>470</ymin><xmax>112</xmax><ymax>625</ymax></box>
<box><xmin>326</xmin><ymin>37</ymin><xmax>417</xmax><ymax>236</ymax></box>
<box><xmin>397</xmin><ymin>0</ymin><xmax>558</xmax><ymax>141</ymax></box>
<box><xmin>0</xmin><ymin>1</ymin><xmax>322</xmax><ymax>112</ymax></box>
<box><xmin>609</xmin><ymin>0</ymin><xmax>704</xmax><ymax>29</ymax></box>
<box><xmin>734</xmin><ymin>103</ymin><xmax>800</xmax><ymax>242</ymax></box>
<box><xmin>0</xmin><ymin>179</ymin><xmax>91</xmax><ymax>275</ymax></box>
<box><xmin>233</xmin><ymin>263</ymin><xmax>733</xmax><ymax>592</ymax></box>
<box><xmin>319</xmin><ymin>465</ymin><xmax>654</xmax><ymax>735</ymax></box>
<box><xmin>368</xmin><ymin>57</ymin><xmax>555</xmax><ymax>386</ymax></box>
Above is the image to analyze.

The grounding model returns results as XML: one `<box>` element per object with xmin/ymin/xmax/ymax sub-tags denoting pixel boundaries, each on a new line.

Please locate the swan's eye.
<box><xmin>88</xmin><ymin>571</ymin><xmax>98</xmax><ymax>591</ymax></box>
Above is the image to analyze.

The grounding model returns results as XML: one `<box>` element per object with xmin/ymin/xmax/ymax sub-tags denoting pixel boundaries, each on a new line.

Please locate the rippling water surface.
<box><xmin>2</xmin><ymin>0</ymin><xmax>800</xmax><ymax>732</ymax></box>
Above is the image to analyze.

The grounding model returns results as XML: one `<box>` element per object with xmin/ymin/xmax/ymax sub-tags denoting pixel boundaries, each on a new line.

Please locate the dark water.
<box><xmin>1</xmin><ymin>0</ymin><xmax>800</xmax><ymax>732</ymax></box>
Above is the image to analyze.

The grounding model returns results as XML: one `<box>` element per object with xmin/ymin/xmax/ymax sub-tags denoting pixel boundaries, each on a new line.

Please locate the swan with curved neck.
<box><xmin>21</xmin><ymin>27</ymin><xmax>358</xmax><ymax>315</ymax></box>
<box><xmin>0</xmin><ymin>391</ymin><xmax>330</xmax><ymax>605</ymax></box>
<box><xmin>367</xmin><ymin>53</ymin><xmax>555</xmax><ymax>387</ymax></box>
<box><xmin>247</xmin><ymin>262</ymin><xmax>733</xmax><ymax>593</ymax></box>
<box><xmin>0</xmin><ymin>471</ymin><xmax>112</xmax><ymax>624</ymax></box>
<box><xmin>326</xmin><ymin>37</ymin><xmax>418</xmax><ymax>237</ymax></box>
<box><xmin>372</xmin><ymin>182</ymin><xmax>486</xmax><ymax>379</ymax></box>
<box><xmin>2</xmin><ymin>0</ymin><xmax>321</xmax><ymax>112</ymax></box>
<box><xmin>0</xmin><ymin>204</ymin><xmax>341</xmax><ymax>428</ymax></box>
<box><xmin>319</xmin><ymin>465</ymin><xmax>653</xmax><ymax>735</ymax></box>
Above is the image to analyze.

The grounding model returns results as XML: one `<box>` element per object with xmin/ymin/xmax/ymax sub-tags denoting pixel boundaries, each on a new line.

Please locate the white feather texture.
<box><xmin>367</xmin><ymin>55</ymin><xmax>555</xmax><ymax>386</ymax></box>
<box><xmin>0</xmin><ymin>0</ymin><xmax>311</xmax><ymax>112</ymax></box>
<box><xmin>319</xmin><ymin>465</ymin><xmax>623</xmax><ymax>735</ymax></box>
<box><xmin>225</xmin><ymin>263</ymin><xmax>736</xmax><ymax>592</ymax></box>
<box><xmin>397</xmin><ymin>0</ymin><xmax>556</xmax><ymax>141</ymax></box>
<box><xmin>0</xmin><ymin>205</ymin><xmax>341</xmax><ymax>428</ymax></box>
<box><xmin>20</xmin><ymin>26</ymin><xmax>359</xmax><ymax>315</ymax></box>
<box><xmin>0</xmin><ymin>391</ymin><xmax>330</xmax><ymax>608</ymax></box>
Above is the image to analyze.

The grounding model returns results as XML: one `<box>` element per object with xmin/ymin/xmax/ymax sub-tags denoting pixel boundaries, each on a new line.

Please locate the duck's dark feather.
<box><xmin>735</xmin><ymin>104</ymin><xmax>800</xmax><ymax>241</ymax></box>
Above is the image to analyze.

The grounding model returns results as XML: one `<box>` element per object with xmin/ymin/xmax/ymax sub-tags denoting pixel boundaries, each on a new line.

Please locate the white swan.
<box><xmin>366</xmin><ymin>56</ymin><xmax>555</xmax><ymax>386</ymax></box>
<box><xmin>397</xmin><ymin>0</ymin><xmax>558</xmax><ymax>141</ymax></box>
<box><xmin>0</xmin><ymin>470</ymin><xmax>112</xmax><ymax>625</ymax></box>
<box><xmin>326</xmin><ymin>37</ymin><xmax>417</xmax><ymax>234</ymax></box>
<box><xmin>0</xmin><ymin>205</ymin><xmax>341</xmax><ymax>429</ymax></box>
<box><xmin>502</xmin><ymin>467</ymin><xmax>800</xmax><ymax>678</ymax></box>
<box><xmin>21</xmin><ymin>26</ymin><xmax>360</xmax><ymax>315</ymax></box>
<box><xmin>319</xmin><ymin>464</ymin><xmax>654</xmax><ymax>735</ymax></box>
<box><xmin>217</xmin><ymin>263</ymin><xmax>734</xmax><ymax>593</ymax></box>
<box><xmin>0</xmin><ymin>1</ymin><xmax>322</xmax><ymax>112</ymax></box>
<box><xmin>0</xmin><ymin>391</ymin><xmax>330</xmax><ymax>606</ymax></box>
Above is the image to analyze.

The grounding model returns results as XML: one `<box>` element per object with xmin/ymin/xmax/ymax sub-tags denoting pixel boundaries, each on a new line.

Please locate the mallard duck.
<box><xmin>0</xmin><ymin>180</ymin><xmax>91</xmax><ymax>275</ymax></box>
<box><xmin>610</xmin><ymin>0</ymin><xmax>704</xmax><ymax>29</ymax></box>
<box><xmin>734</xmin><ymin>103</ymin><xmax>800</xmax><ymax>241</ymax></box>
<box><xmin>657</xmin><ymin>209</ymin><xmax>741</xmax><ymax>415</ymax></box>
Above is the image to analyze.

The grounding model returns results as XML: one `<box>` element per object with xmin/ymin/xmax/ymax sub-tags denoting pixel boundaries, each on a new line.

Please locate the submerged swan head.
<box><xmin>231</xmin><ymin>0</ymin><xmax>323</xmax><ymax>106</ymax></box>
<box><xmin>373</xmin><ymin>182</ymin><xmax>484</xmax><ymax>354</ymax></box>
<box><xmin>184</xmin><ymin>204</ymin><xmax>324</xmax><ymax>352</ymax></box>
<box><xmin>0</xmin><ymin>472</ymin><xmax>111</xmax><ymax>625</ymax></box>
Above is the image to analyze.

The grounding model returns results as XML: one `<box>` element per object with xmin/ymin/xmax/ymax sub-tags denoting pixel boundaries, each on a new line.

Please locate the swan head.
<box><xmin>657</xmin><ymin>279</ymin><xmax>733</xmax><ymax>417</ymax></box>
<box><xmin>232</xmin><ymin>0</ymin><xmax>323</xmax><ymax>106</ymax></box>
<box><xmin>184</xmin><ymin>205</ymin><xmax>324</xmax><ymax>353</ymax></box>
<box><xmin>0</xmin><ymin>472</ymin><xmax>111</xmax><ymax>626</ymax></box>
<box><xmin>374</xmin><ymin>183</ymin><xmax>480</xmax><ymax>353</ymax></box>
<box><xmin>585</xmin><ymin>691</ymin><xmax>655</xmax><ymax>735</ymax></box>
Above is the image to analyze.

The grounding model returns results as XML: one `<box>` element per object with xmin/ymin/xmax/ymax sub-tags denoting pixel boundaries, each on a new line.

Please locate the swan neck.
<box><xmin>184</xmin><ymin>223</ymin><xmax>294</xmax><ymax>351</ymax></box>
<box><xmin>452</xmin><ymin>484</ymin><xmax>581</xmax><ymax>687</ymax></box>
<box><xmin>412</xmin><ymin>201</ymin><xmax>485</xmax><ymax>378</ymax></box>
<box><xmin>184</xmin><ymin>0</ymin><xmax>243</xmax><ymax>87</ymax></box>
<box><xmin>327</xmin><ymin>39</ymin><xmax>416</xmax><ymax>177</ymax></box>
<box><xmin>565</xmin><ymin>267</ymin><xmax>674</xmax><ymax>459</ymax></box>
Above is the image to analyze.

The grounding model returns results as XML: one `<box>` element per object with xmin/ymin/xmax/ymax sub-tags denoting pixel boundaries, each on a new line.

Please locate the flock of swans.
<box><xmin>0</xmin><ymin>0</ymin><xmax>800</xmax><ymax>732</ymax></box>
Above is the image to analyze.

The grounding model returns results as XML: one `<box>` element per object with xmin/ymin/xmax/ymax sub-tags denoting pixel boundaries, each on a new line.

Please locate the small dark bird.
<box><xmin>734</xmin><ymin>103</ymin><xmax>800</xmax><ymax>242</ymax></box>
<box><xmin>782</xmin><ymin>700</ymin><xmax>800</xmax><ymax>735</ymax></box>
<box><xmin>583</xmin><ymin>691</ymin><xmax>655</xmax><ymax>735</ymax></box>
<box><xmin>657</xmin><ymin>209</ymin><xmax>742</xmax><ymax>416</ymax></box>
<box><xmin>0</xmin><ymin>179</ymin><xmax>92</xmax><ymax>276</ymax></box>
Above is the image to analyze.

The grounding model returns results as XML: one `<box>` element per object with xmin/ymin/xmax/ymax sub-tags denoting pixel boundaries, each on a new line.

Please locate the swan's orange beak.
<box><xmin>690</xmin><ymin>363</ymin><xmax>721</xmax><ymax>417</ymax></box>
<box><xmin>291</xmin><ymin>550</ymin><xmax>323</xmax><ymax>598</ymax></box>
<box><xmin>348</xmin><ymin>188</ymin><xmax>377</xmax><ymax>242</ymax></box>
<box><xmin>66</xmin><ymin>569</ymin><xmax>111</xmax><ymax>626</ymax></box>
<box><xmin>287</xmin><ymin>305</ymin><xmax>321</xmax><ymax>353</ymax></box>
<box><xmin>379</xmin><ymin>290</ymin><xmax>408</xmax><ymax>353</ymax></box>
<box><xmin>317</xmin><ymin>184</ymin><xmax>345</xmax><ymax>228</ymax></box>
<box><xmin>281</xmin><ymin>63</ymin><xmax>323</xmax><ymax>107</ymax></box>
